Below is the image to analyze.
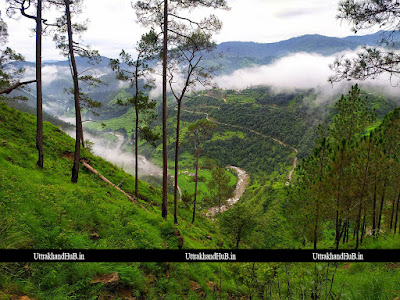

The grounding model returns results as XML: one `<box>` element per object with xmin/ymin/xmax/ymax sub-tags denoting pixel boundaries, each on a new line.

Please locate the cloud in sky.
<box><xmin>1</xmin><ymin>0</ymin><xmax>357</xmax><ymax>61</ymax></box>
<box><xmin>63</xmin><ymin>129</ymin><xmax>162</xmax><ymax>178</ymax></box>
<box><xmin>0</xmin><ymin>0</ymin><xmax>144</xmax><ymax>61</ymax></box>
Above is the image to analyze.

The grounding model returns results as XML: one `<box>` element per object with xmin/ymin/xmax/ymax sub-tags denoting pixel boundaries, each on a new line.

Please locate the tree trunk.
<box><xmin>394</xmin><ymin>189</ymin><xmax>400</xmax><ymax>234</ymax></box>
<box><xmin>338</xmin><ymin>219</ymin><xmax>347</xmax><ymax>244</ymax></box>
<box><xmin>36</xmin><ymin>0</ymin><xmax>43</xmax><ymax>168</ymax></box>
<box><xmin>135</xmin><ymin>99</ymin><xmax>139</xmax><ymax>198</ymax></box>
<box><xmin>377</xmin><ymin>177</ymin><xmax>388</xmax><ymax>234</ymax></box>
<box><xmin>342</xmin><ymin>219</ymin><xmax>348</xmax><ymax>244</ymax></box>
<box><xmin>218</xmin><ymin>193</ymin><xmax>221</xmax><ymax>214</ymax></box>
<box><xmin>360</xmin><ymin>210</ymin><xmax>366</xmax><ymax>244</ymax></box>
<box><xmin>192</xmin><ymin>150</ymin><xmax>199</xmax><ymax>224</ymax></box>
<box><xmin>236</xmin><ymin>225</ymin><xmax>243</xmax><ymax>249</ymax></box>
<box><xmin>161</xmin><ymin>0</ymin><xmax>168</xmax><ymax>219</ymax></box>
<box><xmin>389</xmin><ymin>190</ymin><xmax>397</xmax><ymax>231</ymax></box>
<box><xmin>314</xmin><ymin>149</ymin><xmax>325</xmax><ymax>250</ymax></box>
<box><xmin>66</xmin><ymin>0</ymin><xmax>82</xmax><ymax>183</ymax></box>
<box><xmin>80</xmin><ymin>120</ymin><xmax>85</xmax><ymax>148</ymax></box>
<box><xmin>0</xmin><ymin>80</ymin><xmax>35</xmax><ymax>94</ymax></box>
<box><xmin>335</xmin><ymin>150</ymin><xmax>345</xmax><ymax>249</ymax></box>
<box><xmin>335</xmin><ymin>218</ymin><xmax>341</xmax><ymax>250</ymax></box>
<box><xmin>314</xmin><ymin>197</ymin><xmax>319</xmax><ymax>250</ymax></box>
<box><xmin>372</xmin><ymin>172</ymin><xmax>377</xmax><ymax>237</ymax></box>
<box><xmin>134</xmin><ymin>58</ymin><xmax>140</xmax><ymax>198</ymax></box>
<box><xmin>174</xmin><ymin>101</ymin><xmax>182</xmax><ymax>224</ymax></box>
<box><xmin>355</xmin><ymin>139</ymin><xmax>371</xmax><ymax>250</ymax></box>
<box><xmin>81</xmin><ymin>161</ymin><xmax>137</xmax><ymax>203</ymax></box>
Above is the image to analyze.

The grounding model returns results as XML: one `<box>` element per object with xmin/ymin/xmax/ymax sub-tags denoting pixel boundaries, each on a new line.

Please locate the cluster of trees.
<box><xmin>291</xmin><ymin>85</ymin><xmax>400</xmax><ymax>249</ymax></box>
<box><xmin>291</xmin><ymin>0</ymin><xmax>400</xmax><ymax>249</ymax></box>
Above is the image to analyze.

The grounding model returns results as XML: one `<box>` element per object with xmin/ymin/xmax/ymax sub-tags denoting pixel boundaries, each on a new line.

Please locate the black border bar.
<box><xmin>0</xmin><ymin>249</ymin><xmax>399</xmax><ymax>262</ymax></box>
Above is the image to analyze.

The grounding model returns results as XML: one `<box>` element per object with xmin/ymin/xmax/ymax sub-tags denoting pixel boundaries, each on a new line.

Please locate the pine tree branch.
<box><xmin>0</xmin><ymin>79</ymin><xmax>36</xmax><ymax>94</ymax></box>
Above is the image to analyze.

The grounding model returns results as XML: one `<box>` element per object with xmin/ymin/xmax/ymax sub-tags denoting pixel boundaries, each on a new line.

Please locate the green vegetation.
<box><xmin>3</xmin><ymin>0</ymin><xmax>400</xmax><ymax>296</ymax></box>
<box><xmin>184</xmin><ymin>87</ymin><xmax>322</xmax><ymax>160</ymax></box>
<box><xmin>212</xmin><ymin>129</ymin><xmax>244</xmax><ymax>140</ymax></box>
<box><xmin>0</xmin><ymin>101</ymin><xmax>227</xmax><ymax>249</ymax></box>
<box><xmin>177</xmin><ymin>168</ymin><xmax>236</xmax><ymax>208</ymax></box>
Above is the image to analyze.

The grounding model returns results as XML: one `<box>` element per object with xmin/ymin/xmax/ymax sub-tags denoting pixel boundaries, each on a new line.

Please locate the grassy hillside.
<box><xmin>0</xmin><ymin>100</ymin><xmax>228</xmax><ymax>250</ymax></box>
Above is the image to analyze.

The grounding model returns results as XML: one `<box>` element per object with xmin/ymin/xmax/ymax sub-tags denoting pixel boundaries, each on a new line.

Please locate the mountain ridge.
<box><xmin>216</xmin><ymin>30</ymin><xmax>400</xmax><ymax>59</ymax></box>
<box><xmin>25</xmin><ymin>30</ymin><xmax>400</xmax><ymax>65</ymax></box>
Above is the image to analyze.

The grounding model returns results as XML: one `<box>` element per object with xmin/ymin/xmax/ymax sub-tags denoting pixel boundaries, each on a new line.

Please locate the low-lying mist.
<box><xmin>64</xmin><ymin>128</ymin><xmax>162</xmax><ymax>180</ymax></box>
<box><xmin>213</xmin><ymin>50</ymin><xmax>400</xmax><ymax>105</ymax></box>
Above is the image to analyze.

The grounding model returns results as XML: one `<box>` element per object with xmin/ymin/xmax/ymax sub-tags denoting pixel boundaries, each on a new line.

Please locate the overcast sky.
<box><xmin>0</xmin><ymin>0</ymin><xmax>360</xmax><ymax>62</ymax></box>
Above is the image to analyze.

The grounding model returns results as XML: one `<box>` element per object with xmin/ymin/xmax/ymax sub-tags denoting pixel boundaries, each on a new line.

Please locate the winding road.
<box><xmin>182</xmin><ymin>109</ymin><xmax>298</xmax><ymax>185</ymax></box>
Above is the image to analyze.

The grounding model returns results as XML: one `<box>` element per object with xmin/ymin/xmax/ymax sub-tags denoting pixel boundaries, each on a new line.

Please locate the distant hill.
<box><xmin>42</xmin><ymin>55</ymin><xmax>113</xmax><ymax>69</ymax></box>
<box><xmin>212</xmin><ymin>31</ymin><xmax>400</xmax><ymax>73</ymax></box>
<box><xmin>217</xmin><ymin>30</ymin><xmax>400</xmax><ymax>58</ymax></box>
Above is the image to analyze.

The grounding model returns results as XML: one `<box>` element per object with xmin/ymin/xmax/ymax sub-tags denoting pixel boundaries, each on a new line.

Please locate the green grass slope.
<box><xmin>0</xmin><ymin>101</ymin><xmax>226</xmax><ymax>251</ymax></box>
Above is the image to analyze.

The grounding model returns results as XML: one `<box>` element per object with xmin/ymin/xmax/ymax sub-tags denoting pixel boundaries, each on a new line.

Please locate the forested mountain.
<box><xmin>217</xmin><ymin>30</ymin><xmax>400</xmax><ymax>59</ymax></box>
<box><xmin>204</xmin><ymin>30</ymin><xmax>400</xmax><ymax>72</ymax></box>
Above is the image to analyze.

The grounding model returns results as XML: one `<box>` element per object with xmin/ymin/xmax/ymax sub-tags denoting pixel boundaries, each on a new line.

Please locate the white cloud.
<box><xmin>64</xmin><ymin>129</ymin><xmax>162</xmax><ymax>178</ymax></box>
<box><xmin>23</xmin><ymin>65</ymin><xmax>71</xmax><ymax>84</ymax></box>
<box><xmin>213</xmin><ymin>49</ymin><xmax>400</xmax><ymax>104</ymax></box>
<box><xmin>214</xmin><ymin>52</ymin><xmax>335</xmax><ymax>90</ymax></box>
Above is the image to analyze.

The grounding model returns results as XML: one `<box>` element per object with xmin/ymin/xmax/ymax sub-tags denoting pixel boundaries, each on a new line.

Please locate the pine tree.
<box><xmin>186</xmin><ymin>119</ymin><xmax>216</xmax><ymax>224</ymax></box>
<box><xmin>110</xmin><ymin>30</ymin><xmax>160</xmax><ymax>198</ymax></box>
<box><xmin>50</xmin><ymin>0</ymin><xmax>99</xmax><ymax>182</ymax></box>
